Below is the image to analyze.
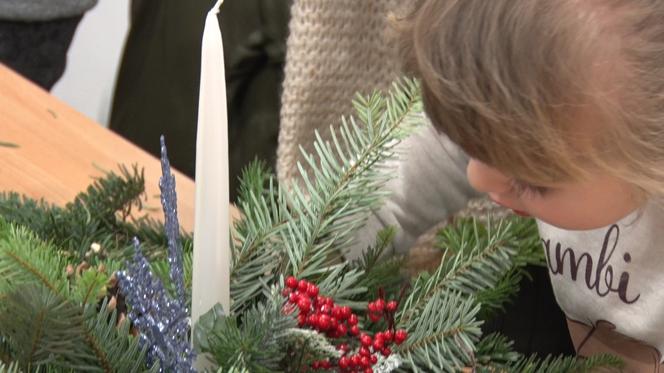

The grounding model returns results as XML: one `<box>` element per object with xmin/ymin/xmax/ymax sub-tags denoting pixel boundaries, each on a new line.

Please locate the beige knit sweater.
<box><xmin>277</xmin><ymin>0</ymin><xmax>401</xmax><ymax>182</ymax></box>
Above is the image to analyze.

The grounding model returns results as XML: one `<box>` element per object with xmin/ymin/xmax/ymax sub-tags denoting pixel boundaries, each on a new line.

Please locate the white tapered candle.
<box><xmin>192</xmin><ymin>0</ymin><xmax>230</xmax><ymax>328</ymax></box>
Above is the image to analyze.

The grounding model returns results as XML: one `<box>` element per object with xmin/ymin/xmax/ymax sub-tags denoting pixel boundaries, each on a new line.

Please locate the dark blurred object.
<box><xmin>0</xmin><ymin>0</ymin><xmax>98</xmax><ymax>90</ymax></box>
<box><xmin>110</xmin><ymin>0</ymin><xmax>291</xmax><ymax>201</ymax></box>
<box><xmin>0</xmin><ymin>16</ymin><xmax>81</xmax><ymax>90</ymax></box>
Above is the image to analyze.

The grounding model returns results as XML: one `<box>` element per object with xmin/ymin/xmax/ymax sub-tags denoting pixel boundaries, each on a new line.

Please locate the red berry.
<box><xmin>367</xmin><ymin>301</ymin><xmax>376</xmax><ymax>313</ymax></box>
<box><xmin>365</xmin><ymin>368</ymin><xmax>374</xmax><ymax>373</ymax></box>
<box><xmin>381</xmin><ymin>347</ymin><xmax>391</xmax><ymax>357</ymax></box>
<box><xmin>312</xmin><ymin>360</ymin><xmax>320</xmax><ymax>369</ymax></box>
<box><xmin>351</xmin><ymin>354</ymin><xmax>362</xmax><ymax>366</ymax></box>
<box><xmin>298</xmin><ymin>279</ymin><xmax>309</xmax><ymax>292</ymax></box>
<box><xmin>370</xmin><ymin>355</ymin><xmax>378</xmax><ymax>364</ymax></box>
<box><xmin>318</xmin><ymin>314</ymin><xmax>331</xmax><ymax>330</ymax></box>
<box><xmin>339</xmin><ymin>356</ymin><xmax>350</xmax><ymax>369</ymax></box>
<box><xmin>350</xmin><ymin>325</ymin><xmax>360</xmax><ymax>336</ymax></box>
<box><xmin>360</xmin><ymin>346</ymin><xmax>371</xmax><ymax>357</ymax></box>
<box><xmin>307</xmin><ymin>313</ymin><xmax>319</xmax><ymax>326</ymax></box>
<box><xmin>373</xmin><ymin>338</ymin><xmax>384</xmax><ymax>350</ymax></box>
<box><xmin>319</xmin><ymin>304</ymin><xmax>332</xmax><ymax>315</ymax></box>
<box><xmin>336</xmin><ymin>323</ymin><xmax>348</xmax><ymax>336</ymax></box>
<box><xmin>281</xmin><ymin>287</ymin><xmax>291</xmax><ymax>297</ymax></box>
<box><xmin>394</xmin><ymin>329</ymin><xmax>408</xmax><ymax>345</ymax></box>
<box><xmin>338</xmin><ymin>343</ymin><xmax>349</xmax><ymax>353</ymax></box>
<box><xmin>331</xmin><ymin>306</ymin><xmax>342</xmax><ymax>319</ymax></box>
<box><xmin>298</xmin><ymin>314</ymin><xmax>307</xmax><ymax>326</ymax></box>
<box><xmin>360</xmin><ymin>333</ymin><xmax>372</xmax><ymax>347</ymax></box>
<box><xmin>306</xmin><ymin>283</ymin><xmax>319</xmax><ymax>297</ymax></box>
<box><xmin>374</xmin><ymin>299</ymin><xmax>386</xmax><ymax>312</ymax></box>
<box><xmin>348</xmin><ymin>314</ymin><xmax>359</xmax><ymax>325</ymax></box>
<box><xmin>340</xmin><ymin>306</ymin><xmax>352</xmax><ymax>320</ymax></box>
<box><xmin>321</xmin><ymin>360</ymin><xmax>331</xmax><ymax>369</ymax></box>
<box><xmin>386</xmin><ymin>300</ymin><xmax>398</xmax><ymax>312</ymax></box>
<box><xmin>368</xmin><ymin>312</ymin><xmax>381</xmax><ymax>322</ymax></box>
<box><xmin>383</xmin><ymin>330</ymin><xmax>393</xmax><ymax>342</ymax></box>
<box><xmin>289</xmin><ymin>292</ymin><xmax>299</xmax><ymax>303</ymax></box>
<box><xmin>315</xmin><ymin>295</ymin><xmax>326</xmax><ymax>307</ymax></box>
<box><xmin>361</xmin><ymin>356</ymin><xmax>371</xmax><ymax>368</ymax></box>
<box><xmin>286</xmin><ymin>276</ymin><xmax>298</xmax><ymax>289</ymax></box>
<box><xmin>297</xmin><ymin>297</ymin><xmax>311</xmax><ymax>313</ymax></box>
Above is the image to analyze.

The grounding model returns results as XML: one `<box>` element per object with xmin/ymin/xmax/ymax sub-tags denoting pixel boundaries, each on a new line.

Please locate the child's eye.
<box><xmin>508</xmin><ymin>178</ymin><xmax>549</xmax><ymax>198</ymax></box>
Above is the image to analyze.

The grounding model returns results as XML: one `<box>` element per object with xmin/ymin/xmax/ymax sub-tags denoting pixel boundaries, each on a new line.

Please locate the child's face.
<box><xmin>466</xmin><ymin>158</ymin><xmax>640</xmax><ymax>230</ymax></box>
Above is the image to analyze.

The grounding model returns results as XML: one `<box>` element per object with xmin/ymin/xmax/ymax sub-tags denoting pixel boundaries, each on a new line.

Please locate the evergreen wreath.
<box><xmin>0</xmin><ymin>80</ymin><xmax>622</xmax><ymax>372</ymax></box>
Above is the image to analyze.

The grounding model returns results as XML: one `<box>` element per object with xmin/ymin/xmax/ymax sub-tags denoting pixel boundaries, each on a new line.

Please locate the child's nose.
<box><xmin>466</xmin><ymin>159</ymin><xmax>511</xmax><ymax>194</ymax></box>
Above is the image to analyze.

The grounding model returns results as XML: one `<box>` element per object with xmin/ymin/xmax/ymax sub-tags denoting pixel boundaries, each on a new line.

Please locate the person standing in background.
<box><xmin>110</xmin><ymin>0</ymin><xmax>291</xmax><ymax>201</ymax></box>
<box><xmin>0</xmin><ymin>0</ymin><xmax>98</xmax><ymax>90</ymax></box>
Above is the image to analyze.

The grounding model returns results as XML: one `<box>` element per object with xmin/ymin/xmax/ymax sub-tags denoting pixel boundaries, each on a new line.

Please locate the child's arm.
<box><xmin>346</xmin><ymin>121</ymin><xmax>481</xmax><ymax>259</ymax></box>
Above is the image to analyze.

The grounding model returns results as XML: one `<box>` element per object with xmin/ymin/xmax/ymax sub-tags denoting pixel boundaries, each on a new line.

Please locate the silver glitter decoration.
<box><xmin>159</xmin><ymin>136</ymin><xmax>185</xmax><ymax>304</ymax></box>
<box><xmin>118</xmin><ymin>239</ymin><xmax>195</xmax><ymax>372</ymax></box>
<box><xmin>117</xmin><ymin>138</ymin><xmax>195</xmax><ymax>372</ymax></box>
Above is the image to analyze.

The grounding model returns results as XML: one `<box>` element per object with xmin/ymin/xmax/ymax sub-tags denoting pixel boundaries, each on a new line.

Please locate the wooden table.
<box><xmin>0</xmin><ymin>64</ymin><xmax>198</xmax><ymax>231</ymax></box>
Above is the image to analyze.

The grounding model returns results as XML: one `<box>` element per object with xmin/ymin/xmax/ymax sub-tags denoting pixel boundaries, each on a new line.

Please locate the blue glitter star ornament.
<box><xmin>117</xmin><ymin>137</ymin><xmax>196</xmax><ymax>372</ymax></box>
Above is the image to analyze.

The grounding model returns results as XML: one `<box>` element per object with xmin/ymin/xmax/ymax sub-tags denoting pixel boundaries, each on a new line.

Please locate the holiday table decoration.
<box><xmin>0</xmin><ymin>25</ymin><xmax>620</xmax><ymax>373</ymax></box>
<box><xmin>0</xmin><ymin>66</ymin><xmax>622</xmax><ymax>371</ymax></box>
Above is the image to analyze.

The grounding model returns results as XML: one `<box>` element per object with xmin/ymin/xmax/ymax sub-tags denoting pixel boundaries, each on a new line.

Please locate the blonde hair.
<box><xmin>395</xmin><ymin>0</ymin><xmax>664</xmax><ymax>198</ymax></box>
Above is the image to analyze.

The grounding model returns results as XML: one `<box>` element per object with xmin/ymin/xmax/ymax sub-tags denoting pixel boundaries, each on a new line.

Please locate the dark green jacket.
<box><xmin>110</xmin><ymin>0</ymin><xmax>291</xmax><ymax>201</ymax></box>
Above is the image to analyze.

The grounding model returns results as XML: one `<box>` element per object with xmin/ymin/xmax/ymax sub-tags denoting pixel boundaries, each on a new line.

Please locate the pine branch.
<box><xmin>0</xmin><ymin>362</ymin><xmax>21</xmax><ymax>373</ymax></box>
<box><xmin>230</xmin><ymin>79</ymin><xmax>423</xmax><ymax>314</ymax></box>
<box><xmin>195</xmin><ymin>287</ymin><xmax>296</xmax><ymax>372</ymax></box>
<box><xmin>0</xmin><ymin>166</ymin><xmax>146</xmax><ymax>259</ymax></box>
<box><xmin>0</xmin><ymin>221</ymin><xmax>70</xmax><ymax>298</ymax></box>
<box><xmin>79</xmin><ymin>300</ymin><xmax>158</xmax><ymax>373</ymax></box>
<box><xmin>397</xmin><ymin>291</ymin><xmax>483</xmax><ymax>372</ymax></box>
<box><xmin>399</xmin><ymin>217</ymin><xmax>541</xmax><ymax>325</ymax></box>
<box><xmin>283</xmin><ymin>80</ymin><xmax>422</xmax><ymax>278</ymax></box>
<box><xmin>0</xmin><ymin>284</ymin><xmax>87</xmax><ymax>370</ymax></box>
<box><xmin>501</xmin><ymin>353</ymin><xmax>623</xmax><ymax>373</ymax></box>
<box><xmin>473</xmin><ymin>333</ymin><xmax>520</xmax><ymax>370</ymax></box>
<box><xmin>351</xmin><ymin>227</ymin><xmax>405</xmax><ymax>300</ymax></box>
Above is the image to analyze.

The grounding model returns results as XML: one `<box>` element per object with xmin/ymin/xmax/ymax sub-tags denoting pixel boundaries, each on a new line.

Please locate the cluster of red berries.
<box><xmin>283</xmin><ymin>276</ymin><xmax>408</xmax><ymax>372</ymax></box>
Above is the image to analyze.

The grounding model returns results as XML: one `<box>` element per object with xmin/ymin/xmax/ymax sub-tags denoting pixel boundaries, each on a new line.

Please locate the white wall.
<box><xmin>52</xmin><ymin>0</ymin><xmax>130</xmax><ymax>127</ymax></box>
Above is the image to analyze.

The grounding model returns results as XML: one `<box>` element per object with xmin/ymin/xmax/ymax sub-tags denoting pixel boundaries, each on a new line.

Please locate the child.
<box><xmin>352</xmin><ymin>0</ymin><xmax>664</xmax><ymax>370</ymax></box>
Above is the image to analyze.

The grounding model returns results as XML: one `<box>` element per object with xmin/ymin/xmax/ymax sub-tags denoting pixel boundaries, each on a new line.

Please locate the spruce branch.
<box><xmin>0</xmin><ymin>285</ymin><xmax>82</xmax><ymax>370</ymax></box>
<box><xmin>195</xmin><ymin>287</ymin><xmax>296</xmax><ymax>372</ymax></box>
<box><xmin>352</xmin><ymin>227</ymin><xmax>405</xmax><ymax>300</ymax></box>
<box><xmin>473</xmin><ymin>333</ymin><xmax>520</xmax><ymax>370</ymax></box>
<box><xmin>0</xmin><ymin>222</ymin><xmax>69</xmax><ymax>298</ymax></box>
<box><xmin>502</xmin><ymin>353</ymin><xmax>623</xmax><ymax>373</ymax></box>
<box><xmin>399</xmin><ymin>217</ymin><xmax>541</xmax><ymax>325</ymax></box>
<box><xmin>230</xmin><ymin>80</ymin><xmax>423</xmax><ymax>313</ymax></box>
<box><xmin>397</xmin><ymin>291</ymin><xmax>483</xmax><ymax>372</ymax></box>
<box><xmin>79</xmin><ymin>300</ymin><xmax>157</xmax><ymax>373</ymax></box>
<box><xmin>0</xmin><ymin>362</ymin><xmax>21</xmax><ymax>373</ymax></box>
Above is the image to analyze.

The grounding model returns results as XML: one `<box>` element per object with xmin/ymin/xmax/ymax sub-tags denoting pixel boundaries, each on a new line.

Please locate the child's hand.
<box><xmin>568</xmin><ymin>318</ymin><xmax>660</xmax><ymax>372</ymax></box>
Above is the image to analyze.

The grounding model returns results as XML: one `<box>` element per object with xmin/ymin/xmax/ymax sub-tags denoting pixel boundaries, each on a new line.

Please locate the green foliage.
<box><xmin>399</xmin><ymin>217</ymin><xmax>543</xmax><ymax>328</ymax></box>
<box><xmin>352</xmin><ymin>227</ymin><xmax>405</xmax><ymax>300</ymax></box>
<box><xmin>195</xmin><ymin>288</ymin><xmax>296</xmax><ymax>372</ymax></box>
<box><xmin>0</xmin><ymin>165</ymin><xmax>181</xmax><ymax>262</ymax></box>
<box><xmin>0</xmin><ymin>219</ymin><xmax>156</xmax><ymax>372</ymax></box>
<box><xmin>0</xmin><ymin>78</ymin><xmax>622</xmax><ymax>372</ymax></box>
<box><xmin>502</xmin><ymin>353</ymin><xmax>623</xmax><ymax>373</ymax></box>
<box><xmin>398</xmin><ymin>291</ymin><xmax>483</xmax><ymax>372</ymax></box>
<box><xmin>230</xmin><ymin>79</ymin><xmax>423</xmax><ymax>314</ymax></box>
<box><xmin>0</xmin><ymin>362</ymin><xmax>21</xmax><ymax>373</ymax></box>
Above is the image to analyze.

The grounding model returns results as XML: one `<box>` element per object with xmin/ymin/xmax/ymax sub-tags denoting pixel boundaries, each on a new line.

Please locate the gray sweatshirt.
<box><xmin>351</xmin><ymin>123</ymin><xmax>664</xmax><ymax>364</ymax></box>
<box><xmin>0</xmin><ymin>0</ymin><xmax>98</xmax><ymax>21</ymax></box>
